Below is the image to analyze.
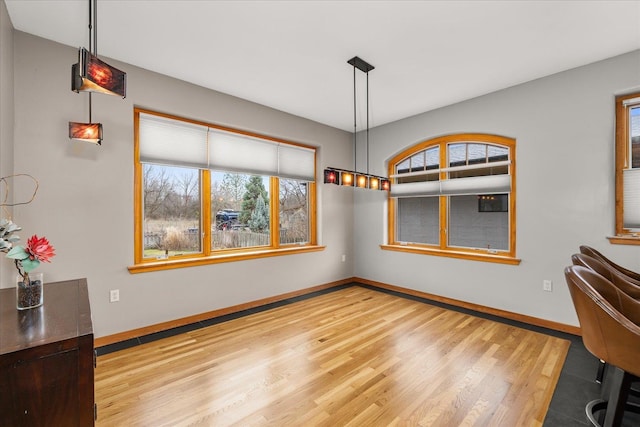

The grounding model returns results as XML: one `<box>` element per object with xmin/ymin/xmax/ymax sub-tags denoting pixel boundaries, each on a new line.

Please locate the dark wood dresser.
<box><xmin>0</xmin><ymin>278</ymin><xmax>94</xmax><ymax>426</ymax></box>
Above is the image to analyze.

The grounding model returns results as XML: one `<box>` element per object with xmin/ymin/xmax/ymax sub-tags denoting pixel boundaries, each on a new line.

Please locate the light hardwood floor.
<box><xmin>95</xmin><ymin>286</ymin><xmax>569</xmax><ymax>426</ymax></box>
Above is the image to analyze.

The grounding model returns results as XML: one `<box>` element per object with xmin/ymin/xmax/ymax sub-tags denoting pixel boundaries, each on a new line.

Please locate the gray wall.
<box><xmin>355</xmin><ymin>49</ymin><xmax>640</xmax><ymax>327</ymax></box>
<box><xmin>7</xmin><ymin>31</ymin><xmax>355</xmax><ymax>338</ymax></box>
<box><xmin>0</xmin><ymin>0</ymin><xmax>13</xmax><ymax>286</ymax></box>
<box><xmin>4</xmin><ymin>3</ymin><xmax>639</xmax><ymax>336</ymax></box>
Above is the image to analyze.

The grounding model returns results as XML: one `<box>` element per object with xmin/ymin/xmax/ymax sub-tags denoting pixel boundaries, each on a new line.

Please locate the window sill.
<box><xmin>607</xmin><ymin>235</ymin><xmax>640</xmax><ymax>246</ymax></box>
<box><xmin>128</xmin><ymin>245</ymin><xmax>326</xmax><ymax>274</ymax></box>
<box><xmin>380</xmin><ymin>244</ymin><xmax>521</xmax><ymax>265</ymax></box>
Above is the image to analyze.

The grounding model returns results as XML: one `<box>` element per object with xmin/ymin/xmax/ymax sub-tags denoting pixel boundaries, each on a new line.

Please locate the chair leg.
<box><xmin>596</xmin><ymin>360</ymin><xmax>606</xmax><ymax>384</ymax></box>
<box><xmin>586</xmin><ymin>367</ymin><xmax>640</xmax><ymax>427</ymax></box>
<box><xmin>602</xmin><ymin>367</ymin><xmax>632</xmax><ymax>427</ymax></box>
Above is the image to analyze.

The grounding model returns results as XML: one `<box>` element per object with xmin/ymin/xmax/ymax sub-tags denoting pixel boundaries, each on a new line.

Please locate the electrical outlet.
<box><xmin>341</xmin><ymin>254</ymin><xmax>346</xmax><ymax>262</ymax></box>
<box><xmin>109</xmin><ymin>289</ymin><xmax>120</xmax><ymax>302</ymax></box>
<box><xmin>543</xmin><ymin>280</ymin><xmax>553</xmax><ymax>292</ymax></box>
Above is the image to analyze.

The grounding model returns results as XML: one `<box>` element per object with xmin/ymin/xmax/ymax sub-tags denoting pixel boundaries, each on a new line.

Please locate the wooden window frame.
<box><xmin>129</xmin><ymin>108</ymin><xmax>322</xmax><ymax>274</ymax></box>
<box><xmin>610</xmin><ymin>91</ymin><xmax>640</xmax><ymax>245</ymax></box>
<box><xmin>382</xmin><ymin>133</ymin><xmax>520</xmax><ymax>265</ymax></box>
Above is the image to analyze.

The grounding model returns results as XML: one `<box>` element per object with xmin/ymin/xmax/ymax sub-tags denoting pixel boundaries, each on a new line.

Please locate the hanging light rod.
<box><xmin>323</xmin><ymin>56</ymin><xmax>389</xmax><ymax>191</ymax></box>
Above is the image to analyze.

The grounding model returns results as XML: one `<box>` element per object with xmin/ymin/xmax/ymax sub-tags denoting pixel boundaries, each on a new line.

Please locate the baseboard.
<box><xmin>355</xmin><ymin>277</ymin><xmax>581</xmax><ymax>336</ymax></box>
<box><xmin>94</xmin><ymin>278</ymin><xmax>353</xmax><ymax>348</ymax></box>
<box><xmin>95</xmin><ymin>275</ymin><xmax>580</xmax><ymax>348</ymax></box>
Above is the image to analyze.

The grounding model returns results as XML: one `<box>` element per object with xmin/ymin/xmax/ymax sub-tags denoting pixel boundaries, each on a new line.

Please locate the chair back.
<box><xmin>579</xmin><ymin>245</ymin><xmax>640</xmax><ymax>282</ymax></box>
<box><xmin>571</xmin><ymin>253</ymin><xmax>640</xmax><ymax>300</ymax></box>
<box><xmin>564</xmin><ymin>266</ymin><xmax>640</xmax><ymax>377</ymax></box>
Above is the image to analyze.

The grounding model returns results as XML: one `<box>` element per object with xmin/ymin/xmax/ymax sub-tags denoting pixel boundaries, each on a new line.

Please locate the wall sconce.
<box><xmin>72</xmin><ymin>47</ymin><xmax>126</xmax><ymax>98</ymax></box>
<box><xmin>68</xmin><ymin>121</ymin><xmax>103</xmax><ymax>145</ymax></box>
<box><xmin>69</xmin><ymin>0</ymin><xmax>126</xmax><ymax>145</ymax></box>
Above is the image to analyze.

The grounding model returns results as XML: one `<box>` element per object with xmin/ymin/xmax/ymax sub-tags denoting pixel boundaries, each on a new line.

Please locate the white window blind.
<box><xmin>138</xmin><ymin>113</ymin><xmax>315</xmax><ymax>181</ymax></box>
<box><xmin>139</xmin><ymin>113</ymin><xmax>209</xmax><ymax>168</ymax></box>
<box><xmin>623</xmin><ymin>168</ymin><xmax>640</xmax><ymax>229</ymax></box>
<box><xmin>278</xmin><ymin>144</ymin><xmax>316</xmax><ymax>181</ymax></box>
<box><xmin>391</xmin><ymin>160</ymin><xmax>511</xmax><ymax>201</ymax></box>
<box><xmin>208</xmin><ymin>128</ymin><xmax>279</xmax><ymax>176</ymax></box>
<box><xmin>208</xmin><ymin>129</ymin><xmax>315</xmax><ymax>181</ymax></box>
<box><xmin>391</xmin><ymin>175</ymin><xmax>511</xmax><ymax>198</ymax></box>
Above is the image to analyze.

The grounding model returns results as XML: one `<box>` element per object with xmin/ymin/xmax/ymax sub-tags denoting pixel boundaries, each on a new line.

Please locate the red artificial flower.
<box><xmin>25</xmin><ymin>235</ymin><xmax>56</xmax><ymax>263</ymax></box>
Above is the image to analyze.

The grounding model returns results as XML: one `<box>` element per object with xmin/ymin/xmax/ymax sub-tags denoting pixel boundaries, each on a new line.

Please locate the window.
<box><xmin>613</xmin><ymin>92</ymin><xmax>640</xmax><ymax>244</ymax></box>
<box><xmin>131</xmin><ymin>109</ymin><xmax>320</xmax><ymax>273</ymax></box>
<box><xmin>383</xmin><ymin>133</ymin><xmax>519</xmax><ymax>264</ymax></box>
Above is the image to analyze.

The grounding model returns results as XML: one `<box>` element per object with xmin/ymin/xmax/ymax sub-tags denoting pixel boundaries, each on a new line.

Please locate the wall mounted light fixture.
<box><xmin>69</xmin><ymin>0</ymin><xmax>126</xmax><ymax>145</ymax></box>
<box><xmin>72</xmin><ymin>47</ymin><xmax>126</xmax><ymax>98</ymax></box>
<box><xmin>323</xmin><ymin>56</ymin><xmax>389</xmax><ymax>191</ymax></box>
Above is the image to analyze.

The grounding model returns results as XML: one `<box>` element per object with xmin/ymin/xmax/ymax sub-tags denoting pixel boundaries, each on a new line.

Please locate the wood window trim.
<box><xmin>612</xmin><ymin>92</ymin><xmax>640</xmax><ymax>245</ymax></box>
<box><xmin>385</xmin><ymin>133</ymin><xmax>518</xmax><ymax>263</ymax></box>
<box><xmin>131</xmin><ymin>108</ymin><xmax>320</xmax><ymax>272</ymax></box>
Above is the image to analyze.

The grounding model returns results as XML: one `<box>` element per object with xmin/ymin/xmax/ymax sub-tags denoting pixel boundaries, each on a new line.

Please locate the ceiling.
<box><xmin>5</xmin><ymin>0</ymin><xmax>640</xmax><ymax>131</ymax></box>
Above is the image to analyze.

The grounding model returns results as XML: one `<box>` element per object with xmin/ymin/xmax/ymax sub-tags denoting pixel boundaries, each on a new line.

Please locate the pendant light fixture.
<box><xmin>324</xmin><ymin>56</ymin><xmax>390</xmax><ymax>191</ymax></box>
<box><xmin>69</xmin><ymin>0</ymin><xmax>126</xmax><ymax>145</ymax></box>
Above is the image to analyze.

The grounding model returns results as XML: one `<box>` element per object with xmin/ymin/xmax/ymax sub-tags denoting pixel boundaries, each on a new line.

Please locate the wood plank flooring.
<box><xmin>95</xmin><ymin>286</ymin><xmax>569</xmax><ymax>426</ymax></box>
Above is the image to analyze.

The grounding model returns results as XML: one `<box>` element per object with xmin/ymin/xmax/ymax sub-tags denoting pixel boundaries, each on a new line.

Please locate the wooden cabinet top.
<box><xmin>0</xmin><ymin>278</ymin><xmax>92</xmax><ymax>355</ymax></box>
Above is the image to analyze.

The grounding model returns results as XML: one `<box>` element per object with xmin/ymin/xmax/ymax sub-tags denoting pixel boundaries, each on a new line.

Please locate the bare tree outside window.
<box><xmin>279</xmin><ymin>179</ymin><xmax>308</xmax><ymax>244</ymax></box>
<box><xmin>142</xmin><ymin>164</ymin><xmax>201</xmax><ymax>258</ymax></box>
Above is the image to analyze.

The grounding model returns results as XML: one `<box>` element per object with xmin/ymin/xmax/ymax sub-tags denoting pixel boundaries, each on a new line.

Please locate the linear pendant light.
<box><xmin>324</xmin><ymin>56</ymin><xmax>390</xmax><ymax>191</ymax></box>
<box><xmin>69</xmin><ymin>0</ymin><xmax>126</xmax><ymax>145</ymax></box>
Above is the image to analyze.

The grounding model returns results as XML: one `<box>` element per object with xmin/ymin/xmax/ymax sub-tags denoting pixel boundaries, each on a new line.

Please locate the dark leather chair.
<box><xmin>572</xmin><ymin>253</ymin><xmax>640</xmax><ymax>300</ymax></box>
<box><xmin>580</xmin><ymin>245</ymin><xmax>640</xmax><ymax>282</ymax></box>
<box><xmin>572</xmin><ymin>253</ymin><xmax>640</xmax><ymax>385</ymax></box>
<box><xmin>565</xmin><ymin>266</ymin><xmax>640</xmax><ymax>426</ymax></box>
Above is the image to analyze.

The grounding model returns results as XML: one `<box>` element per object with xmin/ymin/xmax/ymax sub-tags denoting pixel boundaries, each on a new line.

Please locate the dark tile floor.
<box><xmin>96</xmin><ymin>283</ymin><xmax>640</xmax><ymax>426</ymax></box>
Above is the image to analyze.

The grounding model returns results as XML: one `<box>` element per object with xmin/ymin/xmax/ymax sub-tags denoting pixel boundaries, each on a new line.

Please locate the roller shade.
<box><xmin>623</xmin><ymin>168</ymin><xmax>640</xmax><ymax>229</ymax></box>
<box><xmin>390</xmin><ymin>181</ymin><xmax>440</xmax><ymax>198</ymax></box>
<box><xmin>139</xmin><ymin>113</ymin><xmax>209</xmax><ymax>168</ymax></box>
<box><xmin>278</xmin><ymin>144</ymin><xmax>316</xmax><ymax>181</ymax></box>
<box><xmin>208</xmin><ymin>129</ymin><xmax>315</xmax><ymax>181</ymax></box>
<box><xmin>391</xmin><ymin>174</ymin><xmax>511</xmax><ymax>198</ymax></box>
<box><xmin>208</xmin><ymin>129</ymin><xmax>279</xmax><ymax>176</ymax></box>
<box><xmin>440</xmin><ymin>175</ymin><xmax>511</xmax><ymax>196</ymax></box>
<box><xmin>138</xmin><ymin>113</ymin><xmax>315</xmax><ymax>181</ymax></box>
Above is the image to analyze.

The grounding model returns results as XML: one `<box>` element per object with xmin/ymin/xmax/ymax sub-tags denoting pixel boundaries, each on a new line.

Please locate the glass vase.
<box><xmin>16</xmin><ymin>272</ymin><xmax>43</xmax><ymax>310</ymax></box>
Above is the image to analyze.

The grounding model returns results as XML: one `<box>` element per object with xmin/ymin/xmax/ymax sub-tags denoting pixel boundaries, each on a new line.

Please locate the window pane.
<box><xmin>449</xmin><ymin>144</ymin><xmax>466</xmax><ymax>167</ymax></box>
<box><xmin>631</xmin><ymin>105</ymin><xmax>640</xmax><ymax>169</ymax></box>
<box><xmin>448</xmin><ymin>195</ymin><xmax>509</xmax><ymax>251</ymax></box>
<box><xmin>397</xmin><ymin>197</ymin><xmax>439</xmax><ymax>245</ymax></box>
<box><xmin>410</xmin><ymin>152</ymin><xmax>425</xmax><ymax>172</ymax></box>
<box><xmin>397</xmin><ymin>158</ymin><xmax>411</xmax><ymax>174</ymax></box>
<box><xmin>210</xmin><ymin>172</ymin><xmax>270</xmax><ymax>249</ymax></box>
<box><xmin>143</xmin><ymin>164</ymin><xmax>201</xmax><ymax>258</ymax></box>
<box><xmin>426</xmin><ymin>146</ymin><xmax>439</xmax><ymax>169</ymax></box>
<box><xmin>488</xmin><ymin>145</ymin><xmax>509</xmax><ymax>162</ymax></box>
<box><xmin>279</xmin><ymin>179</ymin><xmax>309</xmax><ymax>244</ymax></box>
<box><xmin>467</xmin><ymin>144</ymin><xmax>487</xmax><ymax>165</ymax></box>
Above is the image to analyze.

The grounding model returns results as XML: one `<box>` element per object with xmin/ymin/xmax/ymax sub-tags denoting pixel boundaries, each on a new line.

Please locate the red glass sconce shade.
<box><xmin>68</xmin><ymin>122</ymin><xmax>103</xmax><ymax>145</ymax></box>
<box><xmin>71</xmin><ymin>48</ymin><xmax>126</xmax><ymax>98</ymax></box>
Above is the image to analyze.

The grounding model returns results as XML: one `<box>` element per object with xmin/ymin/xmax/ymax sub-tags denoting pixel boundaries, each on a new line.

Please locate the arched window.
<box><xmin>384</xmin><ymin>133</ymin><xmax>518</xmax><ymax>264</ymax></box>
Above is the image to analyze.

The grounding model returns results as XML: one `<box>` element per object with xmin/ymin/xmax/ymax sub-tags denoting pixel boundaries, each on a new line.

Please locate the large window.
<box><xmin>613</xmin><ymin>92</ymin><xmax>640</xmax><ymax>244</ymax></box>
<box><xmin>131</xmin><ymin>109</ymin><xmax>320</xmax><ymax>272</ymax></box>
<box><xmin>383</xmin><ymin>133</ymin><xmax>518</xmax><ymax>264</ymax></box>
